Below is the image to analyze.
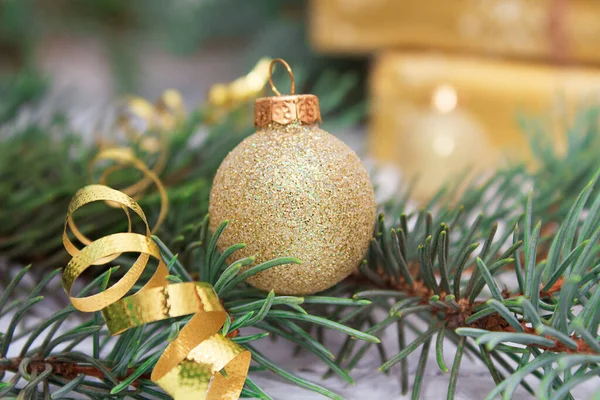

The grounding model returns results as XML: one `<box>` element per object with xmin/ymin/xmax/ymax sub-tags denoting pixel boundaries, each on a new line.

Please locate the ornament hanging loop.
<box><xmin>255</xmin><ymin>58</ymin><xmax>321</xmax><ymax>127</ymax></box>
<box><xmin>268</xmin><ymin>58</ymin><xmax>295</xmax><ymax>96</ymax></box>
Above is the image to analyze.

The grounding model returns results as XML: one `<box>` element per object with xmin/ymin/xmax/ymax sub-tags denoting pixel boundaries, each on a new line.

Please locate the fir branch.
<box><xmin>340</xmin><ymin>109</ymin><xmax>600</xmax><ymax>399</ymax></box>
<box><xmin>350</xmin><ymin>183</ymin><xmax>600</xmax><ymax>399</ymax></box>
<box><xmin>0</xmin><ymin>218</ymin><xmax>378</xmax><ymax>398</ymax></box>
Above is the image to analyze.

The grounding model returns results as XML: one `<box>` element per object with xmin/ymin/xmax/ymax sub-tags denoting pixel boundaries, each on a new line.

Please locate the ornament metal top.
<box><xmin>253</xmin><ymin>60</ymin><xmax>322</xmax><ymax>127</ymax></box>
<box><xmin>209</xmin><ymin>58</ymin><xmax>376</xmax><ymax>295</ymax></box>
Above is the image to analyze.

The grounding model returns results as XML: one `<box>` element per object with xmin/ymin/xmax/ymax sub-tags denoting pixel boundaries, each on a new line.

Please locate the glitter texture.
<box><xmin>209</xmin><ymin>122</ymin><xmax>376</xmax><ymax>295</ymax></box>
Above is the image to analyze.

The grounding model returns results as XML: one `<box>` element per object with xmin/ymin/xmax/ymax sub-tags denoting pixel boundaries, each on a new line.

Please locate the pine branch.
<box><xmin>0</xmin><ymin>216</ymin><xmax>379</xmax><ymax>398</ymax></box>
<box><xmin>0</xmin><ymin>68</ymin><xmax>46</xmax><ymax>124</ymax></box>
<box><xmin>343</xmin><ymin>109</ymin><xmax>600</xmax><ymax>399</ymax></box>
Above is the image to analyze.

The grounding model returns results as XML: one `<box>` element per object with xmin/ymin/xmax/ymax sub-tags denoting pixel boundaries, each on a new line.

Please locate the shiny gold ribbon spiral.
<box><xmin>94</xmin><ymin>89</ymin><xmax>185</xmax><ymax>209</ymax></box>
<box><xmin>62</xmin><ymin>184</ymin><xmax>250</xmax><ymax>399</ymax></box>
<box><xmin>62</xmin><ymin>90</ymin><xmax>250</xmax><ymax>398</ymax></box>
<box><xmin>60</xmin><ymin>82</ymin><xmax>265</xmax><ymax>398</ymax></box>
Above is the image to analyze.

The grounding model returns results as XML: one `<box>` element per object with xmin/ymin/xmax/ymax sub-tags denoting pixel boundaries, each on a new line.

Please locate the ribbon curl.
<box><xmin>64</xmin><ymin>92</ymin><xmax>249</xmax><ymax>398</ymax></box>
<box><xmin>95</xmin><ymin>89</ymin><xmax>185</xmax><ymax>207</ymax></box>
<box><xmin>62</xmin><ymin>88</ymin><xmax>253</xmax><ymax>399</ymax></box>
<box><xmin>62</xmin><ymin>185</ymin><xmax>250</xmax><ymax>399</ymax></box>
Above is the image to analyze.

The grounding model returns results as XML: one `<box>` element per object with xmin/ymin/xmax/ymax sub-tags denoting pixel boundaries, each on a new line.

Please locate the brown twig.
<box><xmin>346</xmin><ymin>259</ymin><xmax>597</xmax><ymax>356</ymax></box>
<box><xmin>0</xmin><ymin>356</ymin><xmax>150</xmax><ymax>387</ymax></box>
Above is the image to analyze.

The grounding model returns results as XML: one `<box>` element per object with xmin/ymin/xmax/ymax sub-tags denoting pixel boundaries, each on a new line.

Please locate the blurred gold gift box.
<box><xmin>370</xmin><ymin>53</ymin><xmax>600</xmax><ymax>199</ymax></box>
<box><xmin>311</xmin><ymin>0</ymin><xmax>600</xmax><ymax>64</ymax></box>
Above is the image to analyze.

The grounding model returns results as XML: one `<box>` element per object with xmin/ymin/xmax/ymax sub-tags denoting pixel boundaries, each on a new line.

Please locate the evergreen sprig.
<box><xmin>339</xmin><ymin>107</ymin><xmax>600</xmax><ymax>399</ymax></box>
<box><xmin>0</xmin><ymin>218</ymin><xmax>379</xmax><ymax>399</ymax></box>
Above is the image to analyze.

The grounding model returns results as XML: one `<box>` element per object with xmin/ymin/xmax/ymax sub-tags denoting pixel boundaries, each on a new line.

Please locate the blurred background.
<box><xmin>2</xmin><ymin>0</ymin><xmax>600</xmax><ymax>197</ymax></box>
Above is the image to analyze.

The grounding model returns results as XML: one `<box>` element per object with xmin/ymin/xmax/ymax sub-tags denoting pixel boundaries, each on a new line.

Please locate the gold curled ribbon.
<box><xmin>79</xmin><ymin>90</ymin><xmax>184</xmax><ymax>247</ymax></box>
<box><xmin>62</xmin><ymin>184</ymin><xmax>250</xmax><ymax>399</ymax></box>
<box><xmin>95</xmin><ymin>90</ymin><xmax>185</xmax><ymax>206</ymax></box>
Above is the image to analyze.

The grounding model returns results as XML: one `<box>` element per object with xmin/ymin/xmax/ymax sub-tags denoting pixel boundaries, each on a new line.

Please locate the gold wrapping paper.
<box><xmin>310</xmin><ymin>0</ymin><xmax>600</xmax><ymax>64</ymax></box>
<box><xmin>370</xmin><ymin>52</ymin><xmax>600</xmax><ymax>199</ymax></box>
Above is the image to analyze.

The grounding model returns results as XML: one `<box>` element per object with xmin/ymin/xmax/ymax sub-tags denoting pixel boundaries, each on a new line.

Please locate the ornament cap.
<box><xmin>254</xmin><ymin>58</ymin><xmax>322</xmax><ymax>128</ymax></box>
<box><xmin>254</xmin><ymin>94</ymin><xmax>322</xmax><ymax>128</ymax></box>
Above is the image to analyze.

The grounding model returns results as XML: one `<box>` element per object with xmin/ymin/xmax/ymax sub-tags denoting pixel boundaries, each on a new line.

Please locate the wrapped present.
<box><xmin>370</xmin><ymin>52</ymin><xmax>600</xmax><ymax>199</ymax></box>
<box><xmin>310</xmin><ymin>0</ymin><xmax>600</xmax><ymax>64</ymax></box>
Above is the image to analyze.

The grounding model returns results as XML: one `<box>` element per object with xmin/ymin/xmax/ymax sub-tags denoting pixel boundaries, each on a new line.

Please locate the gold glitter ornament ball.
<box><xmin>208</xmin><ymin>59</ymin><xmax>376</xmax><ymax>295</ymax></box>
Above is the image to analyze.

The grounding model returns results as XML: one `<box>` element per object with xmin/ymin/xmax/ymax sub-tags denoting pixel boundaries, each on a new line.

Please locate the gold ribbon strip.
<box><xmin>94</xmin><ymin>89</ymin><xmax>185</xmax><ymax>209</ymax></box>
<box><xmin>62</xmin><ymin>184</ymin><xmax>250</xmax><ymax>399</ymax></box>
<box><xmin>73</xmin><ymin>89</ymin><xmax>181</xmax><ymax>264</ymax></box>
